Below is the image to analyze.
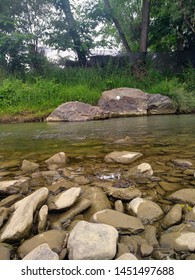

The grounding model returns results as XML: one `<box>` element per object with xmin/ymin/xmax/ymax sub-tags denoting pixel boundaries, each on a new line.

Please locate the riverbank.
<box><xmin>0</xmin><ymin>65</ymin><xmax>195</xmax><ymax>123</ymax></box>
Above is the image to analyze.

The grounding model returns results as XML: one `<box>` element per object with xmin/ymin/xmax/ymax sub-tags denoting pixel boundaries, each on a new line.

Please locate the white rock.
<box><xmin>45</xmin><ymin>152</ymin><xmax>67</xmax><ymax>170</ymax></box>
<box><xmin>67</xmin><ymin>221</ymin><xmax>118</xmax><ymax>260</ymax></box>
<box><xmin>38</xmin><ymin>205</ymin><xmax>48</xmax><ymax>233</ymax></box>
<box><xmin>22</xmin><ymin>243</ymin><xmax>59</xmax><ymax>260</ymax></box>
<box><xmin>116</xmin><ymin>253</ymin><xmax>138</xmax><ymax>260</ymax></box>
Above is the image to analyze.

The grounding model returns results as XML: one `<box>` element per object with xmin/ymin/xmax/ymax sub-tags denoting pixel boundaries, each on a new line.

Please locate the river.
<box><xmin>0</xmin><ymin>114</ymin><xmax>195</xmax><ymax>170</ymax></box>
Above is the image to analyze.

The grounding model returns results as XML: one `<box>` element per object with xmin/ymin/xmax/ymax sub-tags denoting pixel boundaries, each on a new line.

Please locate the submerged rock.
<box><xmin>67</xmin><ymin>221</ymin><xmax>118</xmax><ymax>260</ymax></box>
<box><xmin>45</xmin><ymin>152</ymin><xmax>67</xmax><ymax>170</ymax></box>
<box><xmin>167</xmin><ymin>188</ymin><xmax>195</xmax><ymax>206</ymax></box>
<box><xmin>104</xmin><ymin>151</ymin><xmax>143</xmax><ymax>164</ymax></box>
<box><xmin>21</xmin><ymin>160</ymin><xmax>39</xmax><ymax>173</ymax></box>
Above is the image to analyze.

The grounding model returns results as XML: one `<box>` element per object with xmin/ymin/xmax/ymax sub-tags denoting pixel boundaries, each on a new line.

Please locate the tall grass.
<box><xmin>0</xmin><ymin>64</ymin><xmax>194</xmax><ymax>119</ymax></box>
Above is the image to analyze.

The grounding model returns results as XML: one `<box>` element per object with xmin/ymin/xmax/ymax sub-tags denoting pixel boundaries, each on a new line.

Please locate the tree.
<box><xmin>140</xmin><ymin>0</ymin><xmax>150</xmax><ymax>52</ymax></box>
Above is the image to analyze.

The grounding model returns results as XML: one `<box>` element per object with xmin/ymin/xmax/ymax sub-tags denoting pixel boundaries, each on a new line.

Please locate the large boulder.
<box><xmin>98</xmin><ymin>88</ymin><xmax>148</xmax><ymax>116</ymax></box>
<box><xmin>147</xmin><ymin>94</ymin><xmax>176</xmax><ymax>115</ymax></box>
<box><xmin>46</xmin><ymin>101</ymin><xmax>109</xmax><ymax>122</ymax></box>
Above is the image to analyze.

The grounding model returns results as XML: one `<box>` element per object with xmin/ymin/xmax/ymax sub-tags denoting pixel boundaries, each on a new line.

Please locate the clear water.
<box><xmin>0</xmin><ymin>114</ymin><xmax>195</xmax><ymax>168</ymax></box>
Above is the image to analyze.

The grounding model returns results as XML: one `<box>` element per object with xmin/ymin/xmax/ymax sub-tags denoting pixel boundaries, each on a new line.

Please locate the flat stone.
<box><xmin>0</xmin><ymin>187</ymin><xmax>49</xmax><ymax>242</ymax></box>
<box><xmin>22</xmin><ymin>243</ymin><xmax>59</xmax><ymax>260</ymax></box>
<box><xmin>102</xmin><ymin>185</ymin><xmax>141</xmax><ymax>200</ymax></box>
<box><xmin>48</xmin><ymin>187</ymin><xmax>81</xmax><ymax>211</ymax></box>
<box><xmin>128</xmin><ymin>197</ymin><xmax>164</xmax><ymax>224</ymax></box>
<box><xmin>18</xmin><ymin>230</ymin><xmax>68</xmax><ymax>259</ymax></box>
<box><xmin>46</xmin><ymin>101</ymin><xmax>109</xmax><ymax>122</ymax></box>
<box><xmin>171</xmin><ymin>159</ymin><xmax>193</xmax><ymax>168</ymax></box>
<box><xmin>91</xmin><ymin>209</ymin><xmax>144</xmax><ymax>234</ymax></box>
<box><xmin>162</xmin><ymin>204</ymin><xmax>182</xmax><ymax>229</ymax></box>
<box><xmin>167</xmin><ymin>188</ymin><xmax>195</xmax><ymax>206</ymax></box>
<box><xmin>67</xmin><ymin>221</ymin><xmax>118</xmax><ymax>260</ymax></box>
<box><xmin>104</xmin><ymin>151</ymin><xmax>143</xmax><ymax>164</ymax></box>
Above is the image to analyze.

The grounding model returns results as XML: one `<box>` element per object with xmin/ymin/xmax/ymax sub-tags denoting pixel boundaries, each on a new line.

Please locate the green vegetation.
<box><xmin>0</xmin><ymin>63</ymin><xmax>194</xmax><ymax>121</ymax></box>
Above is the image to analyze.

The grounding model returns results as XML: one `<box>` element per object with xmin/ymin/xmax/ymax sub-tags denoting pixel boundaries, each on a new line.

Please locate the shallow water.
<box><xmin>0</xmin><ymin>114</ymin><xmax>195</xmax><ymax>169</ymax></box>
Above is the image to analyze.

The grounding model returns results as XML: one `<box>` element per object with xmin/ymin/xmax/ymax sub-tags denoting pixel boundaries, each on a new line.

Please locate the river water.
<box><xmin>0</xmin><ymin>114</ymin><xmax>195</xmax><ymax>171</ymax></box>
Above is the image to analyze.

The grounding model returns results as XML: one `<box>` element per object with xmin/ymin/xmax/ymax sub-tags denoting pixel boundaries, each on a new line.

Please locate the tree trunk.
<box><xmin>58</xmin><ymin>0</ymin><xmax>87</xmax><ymax>67</ymax></box>
<box><xmin>140</xmin><ymin>0</ymin><xmax>150</xmax><ymax>53</ymax></box>
<box><xmin>103</xmin><ymin>0</ymin><xmax>132</xmax><ymax>53</ymax></box>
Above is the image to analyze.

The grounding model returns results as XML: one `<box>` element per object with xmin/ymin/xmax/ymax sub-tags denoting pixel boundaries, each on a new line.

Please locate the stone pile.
<box><xmin>0</xmin><ymin>151</ymin><xmax>195</xmax><ymax>260</ymax></box>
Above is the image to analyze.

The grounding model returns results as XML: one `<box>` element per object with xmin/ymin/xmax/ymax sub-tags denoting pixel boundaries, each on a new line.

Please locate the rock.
<box><xmin>0</xmin><ymin>187</ymin><xmax>49</xmax><ymax>242</ymax></box>
<box><xmin>46</xmin><ymin>101</ymin><xmax>109</xmax><ymax>122</ymax></box>
<box><xmin>91</xmin><ymin>209</ymin><xmax>145</xmax><ymax>234</ymax></box>
<box><xmin>49</xmin><ymin>199</ymin><xmax>91</xmax><ymax>229</ymax></box>
<box><xmin>0</xmin><ymin>207</ymin><xmax>9</xmax><ymax>228</ymax></box>
<box><xmin>119</xmin><ymin>235</ymin><xmax>138</xmax><ymax>254</ymax></box>
<box><xmin>18</xmin><ymin>230</ymin><xmax>68</xmax><ymax>259</ymax></box>
<box><xmin>162</xmin><ymin>204</ymin><xmax>182</xmax><ymax>229</ymax></box>
<box><xmin>128</xmin><ymin>197</ymin><xmax>164</xmax><ymax>224</ymax></box>
<box><xmin>81</xmin><ymin>187</ymin><xmax>111</xmax><ymax>220</ymax></box>
<box><xmin>0</xmin><ymin>194</ymin><xmax>23</xmax><ymax>208</ymax></box>
<box><xmin>140</xmin><ymin>243</ymin><xmax>153</xmax><ymax>257</ymax></box>
<box><xmin>98</xmin><ymin>88</ymin><xmax>148</xmax><ymax>116</ymax></box>
<box><xmin>171</xmin><ymin>159</ymin><xmax>193</xmax><ymax>168</ymax></box>
<box><xmin>104</xmin><ymin>151</ymin><xmax>143</xmax><ymax>164</ymax></box>
<box><xmin>67</xmin><ymin>221</ymin><xmax>118</xmax><ymax>260</ymax></box>
<box><xmin>32</xmin><ymin>170</ymin><xmax>60</xmax><ymax>178</ymax></box>
<box><xmin>48</xmin><ymin>187</ymin><xmax>81</xmax><ymax>211</ymax></box>
<box><xmin>21</xmin><ymin>159</ymin><xmax>39</xmax><ymax>173</ymax></box>
<box><xmin>185</xmin><ymin>206</ymin><xmax>195</xmax><ymax>223</ymax></box>
<box><xmin>102</xmin><ymin>185</ymin><xmax>141</xmax><ymax>200</ymax></box>
<box><xmin>0</xmin><ymin>178</ymin><xmax>29</xmax><ymax>195</ymax></box>
<box><xmin>167</xmin><ymin>188</ymin><xmax>195</xmax><ymax>206</ymax></box>
<box><xmin>45</xmin><ymin>152</ymin><xmax>67</xmax><ymax>170</ymax></box>
<box><xmin>114</xmin><ymin>200</ymin><xmax>124</xmax><ymax>213</ymax></box>
<box><xmin>116</xmin><ymin>253</ymin><xmax>138</xmax><ymax>260</ymax></box>
<box><xmin>126</xmin><ymin>163</ymin><xmax>153</xmax><ymax>178</ymax></box>
<box><xmin>22</xmin><ymin>243</ymin><xmax>59</xmax><ymax>260</ymax></box>
<box><xmin>140</xmin><ymin>225</ymin><xmax>159</xmax><ymax>247</ymax></box>
<box><xmin>147</xmin><ymin>94</ymin><xmax>176</xmax><ymax>115</ymax></box>
<box><xmin>0</xmin><ymin>243</ymin><xmax>12</xmax><ymax>260</ymax></box>
<box><xmin>160</xmin><ymin>232</ymin><xmax>195</xmax><ymax>252</ymax></box>
<box><xmin>38</xmin><ymin>205</ymin><xmax>48</xmax><ymax>233</ymax></box>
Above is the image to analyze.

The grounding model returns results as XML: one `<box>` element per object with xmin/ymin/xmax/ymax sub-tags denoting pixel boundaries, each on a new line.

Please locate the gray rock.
<box><xmin>102</xmin><ymin>185</ymin><xmax>141</xmax><ymax>200</ymax></box>
<box><xmin>0</xmin><ymin>187</ymin><xmax>49</xmax><ymax>242</ymax></box>
<box><xmin>49</xmin><ymin>198</ymin><xmax>91</xmax><ymax>229</ymax></box>
<box><xmin>45</xmin><ymin>152</ymin><xmax>67</xmax><ymax>170</ymax></box>
<box><xmin>185</xmin><ymin>206</ymin><xmax>195</xmax><ymax>223</ymax></box>
<box><xmin>116</xmin><ymin>253</ymin><xmax>138</xmax><ymax>260</ymax></box>
<box><xmin>0</xmin><ymin>243</ymin><xmax>12</xmax><ymax>260</ymax></box>
<box><xmin>162</xmin><ymin>204</ymin><xmax>182</xmax><ymax>229</ymax></box>
<box><xmin>147</xmin><ymin>94</ymin><xmax>176</xmax><ymax>115</ymax></box>
<box><xmin>22</xmin><ymin>243</ymin><xmax>59</xmax><ymax>260</ymax></box>
<box><xmin>114</xmin><ymin>200</ymin><xmax>124</xmax><ymax>213</ymax></box>
<box><xmin>140</xmin><ymin>243</ymin><xmax>153</xmax><ymax>257</ymax></box>
<box><xmin>18</xmin><ymin>230</ymin><xmax>68</xmax><ymax>259</ymax></box>
<box><xmin>21</xmin><ymin>159</ymin><xmax>39</xmax><ymax>173</ymax></box>
<box><xmin>167</xmin><ymin>188</ymin><xmax>195</xmax><ymax>206</ymax></box>
<box><xmin>126</xmin><ymin>163</ymin><xmax>153</xmax><ymax>178</ymax></box>
<box><xmin>104</xmin><ymin>151</ymin><xmax>143</xmax><ymax>164</ymax></box>
<box><xmin>91</xmin><ymin>209</ymin><xmax>145</xmax><ymax>234</ymax></box>
<box><xmin>81</xmin><ymin>187</ymin><xmax>111</xmax><ymax>220</ymax></box>
<box><xmin>38</xmin><ymin>205</ymin><xmax>48</xmax><ymax>233</ymax></box>
<box><xmin>171</xmin><ymin>159</ymin><xmax>193</xmax><ymax>168</ymax></box>
<box><xmin>160</xmin><ymin>231</ymin><xmax>195</xmax><ymax>252</ymax></box>
<box><xmin>128</xmin><ymin>197</ymin><xmax>164</xmax><ymax>224</ymax></box>
<box><xmin>46</xmin><ymin>101</ymin><xmax>109</xmax><ymax>122</ymax></box>
<box><xmin>48</xmin><ymin>187</ymin><xmax>81</xmax><ymax>211</ymax></box>
<box><xmin>67</xmin><ymin>221</ymin><xmax>118</xmax><ymax>260</ymax></box>
<box><xmin>0</xmin><ymin>178</ymin><xmax>29</xmax><ymax>195</ymax></box>
<box><xmin>98</xmin><ymin>88</ymin><xmax>148</xmax><ymax>116</ymax></box>
<box><xmin>140</xmin><ymin>225</ymin><xmax>159</xmax><ymax>247</ymax></box>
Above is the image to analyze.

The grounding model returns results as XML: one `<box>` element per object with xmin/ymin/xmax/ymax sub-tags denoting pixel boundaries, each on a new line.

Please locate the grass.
<box><xmin>0</xmin><ymin>63</ymin><xmax>195</xmax><ymax>121</ymax></box>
